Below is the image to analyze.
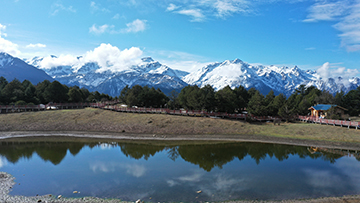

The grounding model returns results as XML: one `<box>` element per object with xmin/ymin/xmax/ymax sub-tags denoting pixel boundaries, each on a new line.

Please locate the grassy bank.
<box><xmin>0</xmin><ymin>108</ymin><xmax>360</xmax><ymax>144</ymax></box>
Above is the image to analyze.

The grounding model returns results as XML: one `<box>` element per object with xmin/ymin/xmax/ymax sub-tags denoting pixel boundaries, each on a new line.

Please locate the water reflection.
<box><xmin>0</xmin><ymin>141</ymin><xmax>352</xmax><ymax>170</ymax></box>
<box><xmin>0</xmin><ymin>138</ymin><xmax>360</xmax><ymax>201</ymax></box>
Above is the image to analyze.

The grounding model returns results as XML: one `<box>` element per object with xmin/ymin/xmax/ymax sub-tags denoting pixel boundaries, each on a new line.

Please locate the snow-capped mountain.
<box><xmin>183</xmin><ymin>59</ymin><xmax>359</xmax><ymax>96</ymax></box>
<box><xmin>0</xmin><ymin>52</ymin><xmax>53</xmax><ymax>84</ymax></box>
<box><xmin>0</xmin><ymin>51</ymin><xmax>356</xmax><ymax>97</ymax></box>
<box><xmin>28</xmin><ymin>56</ymin><xmax>189</xmax><ymax>96</ymax></box>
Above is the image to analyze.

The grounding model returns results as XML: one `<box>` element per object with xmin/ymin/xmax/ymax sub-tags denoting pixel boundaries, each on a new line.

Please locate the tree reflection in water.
<box><xmin>0</xmin><ymin>139</ymin><xmax>352</xmax><ymax>171</ymax></box>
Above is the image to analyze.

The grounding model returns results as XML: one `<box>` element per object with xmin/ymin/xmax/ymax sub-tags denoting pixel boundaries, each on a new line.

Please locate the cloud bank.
<box><xmin>316</xmin><ymin>62</ymin><xmax>359</xmax><ymax>85</ymax></box>
<box><xmin>38</xmin><ymin>43</ymin><xmax>143</xmax><ymax>73</ymax></box>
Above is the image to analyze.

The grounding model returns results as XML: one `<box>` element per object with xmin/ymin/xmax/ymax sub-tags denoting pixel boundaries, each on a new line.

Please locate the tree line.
<box><xmin>0</xmin><ymin>77</ymin><xmax>113</xmax><ymax>105</ymax></box>
<box><xmin>1</xmin><ymin>76</ymin><xmax>359</xmax><ymax>118</ymax></box>
<box><xmin>120</xmin><ymin>84</ymin><xmax>360</xmax><ymax>119</ymax></box>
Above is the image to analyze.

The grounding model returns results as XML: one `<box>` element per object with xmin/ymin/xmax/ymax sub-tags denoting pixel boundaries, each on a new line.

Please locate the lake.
<box><xmin>1</xmin><ymin>137</ymin><xmax>360</xmax><ymax>202</ymax></box>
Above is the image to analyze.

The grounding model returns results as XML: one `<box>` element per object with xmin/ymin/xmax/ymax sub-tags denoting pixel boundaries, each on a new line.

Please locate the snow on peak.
<box><xmin>0</xmin><ymin>52</ymin><xmax>14</xmax><ymax>67</ymax></box>
<box><xmin>141</xmin><ymin>57</ymin><xmax>154</xmax><ymax>63</ymax></box>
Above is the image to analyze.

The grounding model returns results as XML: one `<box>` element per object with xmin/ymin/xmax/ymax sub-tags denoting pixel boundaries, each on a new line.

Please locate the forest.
<box><xmin>1</xmin><ymin>76</ymin><xmax>359</xmax><ymax>118</ymax></box>
<box><xmin>0</xmin><ymin>77</ymin><xmax>113</xmax><ymax>106</ymax></box>
<box><xmin>120</xmin><ymin>84</ymin><xmax>360</xmax><ymax>119</ymax></box>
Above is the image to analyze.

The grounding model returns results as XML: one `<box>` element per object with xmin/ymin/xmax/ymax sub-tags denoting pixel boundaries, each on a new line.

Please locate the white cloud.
<box><xmin>124</xmin><ymin>164</ymin><xmax>146</xmax><ymax>177</ymax></box>
<box><xmin>166</xmin><ymin>0</ymin><xmax>252</xmax><ymax>21</ymax></box>
<box><xmin>0</xmin><ymin>24</ymin><xmax>7</xmax><ymax>37</ymax></box>
<box><xmin>178</xmin><ymin>171</ymin><xmax>204</xmax><ymax>182</ymax></box>
<box><xmin>121</xmin><ymin>19</ymin><xmax>147</xmax><ymax>33</ymax></box>
<box><xmin>335</xmin><ymin>157</ymin><xmax>360</xmax><ymax>191</ymax></box>
<box><xmin>50</xmin><ymin>2</ymin><xmax>76</xmax><ymax>16</ymax></box>
<box><xmin>149</xmin><ymin>49</ymin><xmax>211</xmax><ymax>72</ymax></box>
<box><xmin>0</xmin><ymin>156</ymin><xmax>7</xmax><ymax>168</ymax></box>
<box><xmin>84</xmin><ymin>43</ymin><xmax>143</xmax><ymax>72</ymax></box>
<box><xmin>38</xmin><ymin>43</ymin><xmax>143</xmax><ymax>73</ymax></box>
<box><xmin>99</xmin><ymin>143</ymin><xmax>114</xmax><ymax>150</ymax></box>
<box><xmin>0</xmin><ymin>23</ymin><xmax>20</xmax><ymax>56</ymax></box>
<box><xmin>333</xmin><ymin>2</ymin><xmax>360</xmax><ymax>52</ymax></box>
<box><xmin>316</xmin><ymin>62</ymin><xmax>359</xmax><ymax>84</ymax></box>
<box><xmin>177</xmin><ymin>9</ymin><xmax>205</xmax><ymax>22</ymax></box>
<box><xmin>303</xmin><ymin>1</ymin><xmax>360</xmax><ymax>52</ymax></box>
<box><xmin>303</xmin><ymin>168</ymin><xmax>343</xmax><ymax>189</ymax></box>
<box><xmin>213</xmin><ymin>0</ymin><xmax>250</xmax><ymax>18</ymax></box>
<box><xmin>317</xmin><ymin>62</ymin><xmax>331</xmax><ymax>79</ymax></box>
<box><xmin>89</xmin><ymin>24</ymin><xmax>114</xmax><ymax>34</ymax></box>
<box><xmin>89</xmin><ymin>161</ymin><xmax>146</xmax><ymax>177</ymax></box>
<box><xmin>166</xmin><ymin>179</ymin><xmax>179</xmax><ymax>187</ymax></box>
<box><xmin>26</xmin><ymin>43</ymin><xmax>46</xmax><ymax>48</ymax></box>
<box><xmin>166</xmin><ymin>3</ymin><xmax>179</xmax><ymax>11</ymax></box>
<box><xmin>303</xmin><ymin>1</ymin><xmax>349</xmax><ymax>22</ymax></box>
<box><xmin>40</xmin><ymin>54</ymin><xmax>79</xmax><ymax>69</ymax></box>
<box><xmin>113</xmin><ymin>13</ymin><xmax>120</xmax><ymax>19</ymax></box>
<box><xmin>90</xmin><ymin>1</ymin><xmax>110</xmax><ymax>13</ymax></box>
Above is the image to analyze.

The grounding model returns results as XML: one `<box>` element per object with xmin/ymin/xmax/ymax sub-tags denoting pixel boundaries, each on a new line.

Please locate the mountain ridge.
<box><xmin>0</xmin><ymin>52</ymin><xmax>54</xmax><ymax>85</ymax></box>
<box><xmin>1</xmin><ymin>52</ymin><xmax>359</xmax><ymax>97</ymax></box>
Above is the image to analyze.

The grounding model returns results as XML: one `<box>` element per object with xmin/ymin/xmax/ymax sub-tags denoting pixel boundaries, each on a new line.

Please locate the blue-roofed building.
<box><xmin>309</xmin><ymin>104</ymin><xmax>348</xmax><ymax>118</ymax></box>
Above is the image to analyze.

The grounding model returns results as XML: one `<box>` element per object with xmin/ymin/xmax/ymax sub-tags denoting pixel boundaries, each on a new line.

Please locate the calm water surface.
<box><xmin>1</xmin><ymin>138</ymin><xmax>360</xmax><ymax>202</ymax></box>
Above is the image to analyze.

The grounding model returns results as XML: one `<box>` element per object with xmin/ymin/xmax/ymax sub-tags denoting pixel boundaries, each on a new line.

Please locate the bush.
<box><xmin>15</xmin><ymin>100</ymin><xmax>27</xmax><ymax>105</ymax></box>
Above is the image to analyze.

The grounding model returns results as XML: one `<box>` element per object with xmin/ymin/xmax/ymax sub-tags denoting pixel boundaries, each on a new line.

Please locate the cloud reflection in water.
<box><xmin>90</xmin><ymin>161</ymin><xmax>146</xmax><ymax>177</ymax></box>
<box><xmin>0</xmin><ymin>156</ymin><xmax>7</xmax><ymax>168</ymax></box>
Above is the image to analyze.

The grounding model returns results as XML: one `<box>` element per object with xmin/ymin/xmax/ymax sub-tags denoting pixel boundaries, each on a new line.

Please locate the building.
<box><xmin>308</xmin><ymin>104</ymin><xmax>347</xmax><ymax>118</ymax></box>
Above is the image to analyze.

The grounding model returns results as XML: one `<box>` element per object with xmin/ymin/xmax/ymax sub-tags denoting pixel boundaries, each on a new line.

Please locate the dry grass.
<box><xmin>256</xmin><ymin>122</ymin><xmax>360</xmax><ymax>143</ymax></box>
<box><xmin>1</xmin><ymin>108</ymin><xmax>360</xmax><ymax>143</ymax></box>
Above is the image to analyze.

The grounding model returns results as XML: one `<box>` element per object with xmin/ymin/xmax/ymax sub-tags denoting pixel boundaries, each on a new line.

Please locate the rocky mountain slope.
<box><xmin>184</xmin><ymin>59</ymin><xmax>359</xmax><ymax>96</ymax></box>
<box><xmin>27</xmin><ymin>55</ymin><xmax>188</xmax><ymax>96</ymax></box>
<box><xmin>0</xmin><ymin>53</ymin><xmax>53</xmax><ymax>84</ymax></box>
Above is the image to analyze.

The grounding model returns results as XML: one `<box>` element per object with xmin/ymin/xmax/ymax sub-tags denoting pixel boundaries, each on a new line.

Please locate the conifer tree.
<box><xmin>247</xmin><ymin>90</ymin><xmax>266</xmax><ymax>116</ymax></box>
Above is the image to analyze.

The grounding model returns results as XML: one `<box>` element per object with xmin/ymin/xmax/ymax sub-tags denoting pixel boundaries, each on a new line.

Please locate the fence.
<box><xmin>298</xmin><ymin>115</ymin><xmax>359</xmax><ymax>129</ymax></box>
<box><xmin>2</xmin><ymin>102</ymin><xmax>357</xmax><ymax>130</ymax></box>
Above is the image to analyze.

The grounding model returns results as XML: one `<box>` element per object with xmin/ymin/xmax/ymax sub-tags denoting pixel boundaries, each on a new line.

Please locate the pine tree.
<box><xmin>247</xmin><ymin>90</ymin><xmax>266</xmax><ymax>116</ymax></box>
<box><xmin>215</xmin><ymin>85</ymin><xmax>237</xmax><ymax>113</ymax></box>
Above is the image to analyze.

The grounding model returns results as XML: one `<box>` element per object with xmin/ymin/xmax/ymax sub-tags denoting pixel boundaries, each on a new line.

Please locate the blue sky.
<box><xmin>0</xmin><ymin>0</ymin><xmax>359</xmax><ymax>77</ymax></box>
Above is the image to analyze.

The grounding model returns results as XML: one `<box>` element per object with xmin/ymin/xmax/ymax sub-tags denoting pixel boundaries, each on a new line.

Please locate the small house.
<box><xmin>308</xmin><ymin>104</ymin><xmax>347</xmax><ymax>118</ymax></box>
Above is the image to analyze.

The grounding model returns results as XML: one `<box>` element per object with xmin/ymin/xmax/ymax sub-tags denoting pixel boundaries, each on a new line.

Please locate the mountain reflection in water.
<box><xmin>1</xmin><ymin>138</ymin><xmax>360</xmax><ymax>202</ymax></box>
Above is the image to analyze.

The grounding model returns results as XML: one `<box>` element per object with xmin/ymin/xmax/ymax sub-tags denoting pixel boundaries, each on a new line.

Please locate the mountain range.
<box><xmin>1</xmin><ymin>52</ymin><xmax>359</xmax><ymax>97</ymax></box>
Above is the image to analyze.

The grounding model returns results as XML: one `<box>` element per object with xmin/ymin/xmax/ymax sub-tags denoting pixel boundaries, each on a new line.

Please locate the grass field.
<box><xmin>1</xmin><ymin>108</ymin><xmax>360</xmax><ymax>144</ymax></box>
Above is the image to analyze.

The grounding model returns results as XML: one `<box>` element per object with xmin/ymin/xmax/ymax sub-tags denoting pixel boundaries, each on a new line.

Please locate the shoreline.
<box><xmin>1</xmin><ymin>131</ymin><xmax>360</xmax><ymax>151</ymax></box>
